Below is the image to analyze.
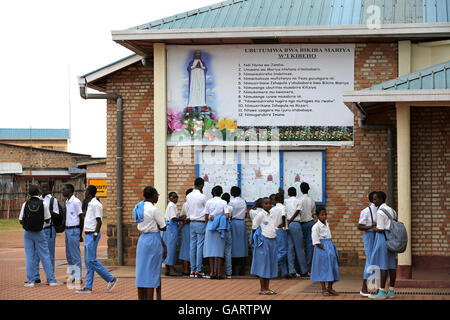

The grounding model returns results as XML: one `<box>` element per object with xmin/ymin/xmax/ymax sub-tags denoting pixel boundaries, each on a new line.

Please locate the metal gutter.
<box><xmin>79</xmin><ymin>84</ymin><xmax>124</xmax><ymax>266</ymax></box>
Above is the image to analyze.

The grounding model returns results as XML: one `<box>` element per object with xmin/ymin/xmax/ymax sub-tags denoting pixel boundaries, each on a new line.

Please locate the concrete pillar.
<box><xmin>153</xmin><ymin>43</ymin><xmax>168</xmax><ymax>215</ymax></box>
<box><xmin>398</xmin><ymin>40</ymin><xmax>411</xmax><ymax>76</ymax></box>
<box><xmin>396</xmin><ymin>102</ymin><xmax>412</xmax><ymax>279</ymax></box>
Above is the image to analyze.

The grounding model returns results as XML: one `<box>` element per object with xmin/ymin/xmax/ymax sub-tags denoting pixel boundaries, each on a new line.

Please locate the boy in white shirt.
<box><xmin>76</xmin><ymin>185</ymin><xmax>118</xmax><ymax>294</ymax></box>
<box><xmin>298</xmin><ymin>182</ymin><xmax>315</xmax><ymax>272</ymax></box>
<box><xmin>187</xmin><ymin>178</ymin><xmax>208</xmax><ymax>278</ymax></box>
<box><xmin>270</xmin><ymin>193</ymin><xmax>290</xmax><ymax>278</ymax></box>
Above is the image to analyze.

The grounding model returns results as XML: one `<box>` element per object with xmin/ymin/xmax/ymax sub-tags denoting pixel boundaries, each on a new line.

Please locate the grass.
<box><xmin>0</xmin><ymin>218</ymin><xmax>22</xmax><ymax>231</ymax></box>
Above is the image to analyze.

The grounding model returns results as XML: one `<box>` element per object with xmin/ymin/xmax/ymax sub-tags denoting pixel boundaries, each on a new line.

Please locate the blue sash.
<box><xmin>133</xmin><ymin>201</ymin><xmax>145</xmax><ymax>223</ymax></box>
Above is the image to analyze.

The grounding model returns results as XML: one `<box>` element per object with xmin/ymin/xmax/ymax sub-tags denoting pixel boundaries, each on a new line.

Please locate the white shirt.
<box><xmin>137</xmin><ymin>202</ymin><xmax>166</xmax><ymax>233</ymax></box>
<box><xmin>204</xmin><ymin>197</ymin><xmax>230</xmax><ymax>217</ymax></box>
<box><xmin>284</xmin><ymin>196</ymin><xmax>301</xmax><ymax>222</ymax></box>
<box><xmin>359</xmin><ymin>203</ymin><xmax>378</xmax><ymax>227</ymax></box>
<box><xmin>252</xmin><ymin>209</ymin><xmax>282</xmax><ymax>239</ymax></box>
<box><xmin>311</xmin><ymin>220</ymin><xmax>332</xmax><ymax>245</ymax></box>
<box><xmin>298</xmin><ymin>194</ymin><xmax>316</xmax><ymax>222</ymax></box>
<box><xmin>249</xmin><ymin>207</ymin><xmax>263</xmax><ymax>222</ymax></box>
<box><xmin>180</xmin><ymin>202</ymin><xmax>189</xmax><ymax>218</ymax></box>
<box><xmin>229</xmin><ymin>197</ymin><xmax>246</xmax><ymax>220</ymax></box>
<box><xmin>19</xmin><ymin>196</ymin><xmax>51</xmax><ymax>222</ymax></box>
<box><xmin>65</xmin><ymin>195</ymin><xmax>83</xmax><ymax>227</ymax></box>
<box><xmin>186</xmin><ymin>189</ymin><xmax>207</xmax><ymax>221</ymax></box>
<box><xmin>42</xmin><ymin>194</ymin><xmax>59</xmax><ymax>228</ymax></box>
<box><xmin>165</xmin><ymin>202</ymin><xmax>178</xmax><ymax>221</ymax></box>
<box><xmin>84</xmin><ymin>198</ymin><xmax>103</xmax><ymax>232</ymax></box>
<box><xmin>269</xmin><ymin>203</ymin><xmax>287</xmax><ymax>230</ymax></box>
<box><xmin>376</xmin><ymin>203</ymin><xmax>397</xmax><ymax>231</ymax></box>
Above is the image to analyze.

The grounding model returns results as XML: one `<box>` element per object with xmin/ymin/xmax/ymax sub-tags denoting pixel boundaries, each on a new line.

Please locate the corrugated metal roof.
<box><xmin>131</xmin><ymin>0</ymin><xmax>450</xmax><ymax>30</ymax></box>
<box><xmin>364</xmin><ymin>59</ymin><xmax>450</xmax><ymax>90</ymax></box>
<box><xmin>0</xmin><ymin>128</ymin><xmax>70</xmax><ymax>139</ymax></box>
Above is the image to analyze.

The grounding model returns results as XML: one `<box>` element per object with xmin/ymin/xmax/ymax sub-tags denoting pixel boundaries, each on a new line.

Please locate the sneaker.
<box><xmin>190</xmin><ymin>272</ymin><xmax>196</xmax><ymax>278</ymax></box>
<box><xmin>369</xmin><ymin>290</ymin><xmax>387</xmax><ymax>299</ymax></box>
<box><xmin>24</xmin><ymin>282</ymin><xmax>35</xmax><ymax>288</ymax></box>
<box><xmin>196</xmin><ymin>272</ymin><xmax>206</xmax><ymax>278</ymax></box>
<box><xmin>291</xmin><ymin>273</ymin><xmax>301</xmax><ymax>278</ymax></box>
<box><xmin>386</xmin><ymin>289</ymin><xmax>395</xmax><ymax>299</ymax></box>
<box><xmin>107</xmin><ymin>277</ymin><xmax>118</xmax><ymax>292</ymax></box>
<box><xmin>226</xmin><ymin>275</ymin><xmax>232</xmax><ymax>279</ymax></box>
<box><xmin>359</xmin><ymin>290</ymin><xmax>371</xmax><ymax>297</ymax></box>
<box><xmin>76</xmin><ymin>287</ymin><xmax>92</xmax><ymax>294</ymax></box>
<box><xmin>49</xmin><ymin>281</ymin><xmax>63</xmax><ymax>287</ymax></box>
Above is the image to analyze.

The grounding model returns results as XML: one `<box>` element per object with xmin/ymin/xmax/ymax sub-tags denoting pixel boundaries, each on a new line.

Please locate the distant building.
<box><xmin>0</xmin><ymin>128</ymin><xmax>70</xmax><ymax>152</ymax></box>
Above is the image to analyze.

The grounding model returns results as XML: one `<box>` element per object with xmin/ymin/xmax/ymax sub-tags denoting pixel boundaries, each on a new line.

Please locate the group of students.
<box><xmin>134</xmin><ymin>179</ymin><xmax>399</xmax><ymax>299</ymax></box>
<box><xmin>20</xmin><ymin>183</ymin><xmax>118</xmax><ymax>294</ymax></box>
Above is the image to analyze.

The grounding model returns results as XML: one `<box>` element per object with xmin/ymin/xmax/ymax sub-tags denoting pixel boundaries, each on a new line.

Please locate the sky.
<box><xmin>0</xmin><ymin>0</ymin><xmax>216</xmax><ymax>157</ymax></box>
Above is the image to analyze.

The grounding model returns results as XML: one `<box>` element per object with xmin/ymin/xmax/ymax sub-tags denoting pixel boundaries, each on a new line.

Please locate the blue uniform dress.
<box><xmin>203</xmin><ymin>197</ymin><xmax>229</xmax><ymax>259</ymax></box>
<box><xmin>359</xmin><ymin>204</ymin><xmax>378</xmax><ymax>279</ymax></box>
<box><xmin>135</xmin><ymin>201</ymin><xmax>166</xmax><ymax>288</ymax></box>
<box><xmin>178</xmin><ymin>222</ymin><xmax>191</xmax><ymax>261</ymax></box>
<box><xmin>229</xmin><ymin>197</ymin><xmax>249</xmax><ymax>258</ymax></box>
<box><xmin>250</xmin><ymin>210</ymin><xmax>279</xmax><ymax>279</ymax></box>
<box><xmin>162</xmin><ymin>202</ymin><xmax>179</xmax><ymax>266</ymax></box>
<box><xmin>310</xmin><ymin>221</ymin><xmax>339</xmax><ymax>282</ymax></box>
<box><xmin>368</xmin><ymin>205</ymin><xmax>397</xmax><ymax>271</ymax></box>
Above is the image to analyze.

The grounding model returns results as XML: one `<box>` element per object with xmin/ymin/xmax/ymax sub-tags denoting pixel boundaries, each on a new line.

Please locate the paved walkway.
<box><xmin>1</xmin><ymin>228</ymin><xmax>448</xmax><ymax>300</ymax></box>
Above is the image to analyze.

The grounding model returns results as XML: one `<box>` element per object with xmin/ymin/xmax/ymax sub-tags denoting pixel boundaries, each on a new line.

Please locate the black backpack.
<box><xmin>22</xmin><ymin>197</ymin><xmax>45</xmax><ymax>232</ymax></box>
<box><xmin>49</xmin><ymin>197</ymin><xmax>66</xmax><ymax>233</ymax></box>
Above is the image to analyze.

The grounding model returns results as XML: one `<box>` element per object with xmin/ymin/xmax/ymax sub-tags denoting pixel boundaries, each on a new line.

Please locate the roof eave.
<box><xmin>112</xmin><ymin>23</ymin><xmax>450</xmax><ymax>42</ymax></box>
<box><xmin>342</xmin><ymin>89</ymin><xmax>450</xmax><ymax>105</ymax></box>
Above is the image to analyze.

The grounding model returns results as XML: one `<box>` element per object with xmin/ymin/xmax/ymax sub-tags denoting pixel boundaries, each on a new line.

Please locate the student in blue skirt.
<box><xmin>221</xmin><ymin>192</ymin><xmax>233</xmax><ymax>279</ymax></box>
<box><xmin>203</xmin><ymin>186</ymin><xmax>230</xmax><ymax>279</ymax></box>
<box><xmin>179</xmin><ymin>188</ymin><xmax>193</xmax><ymax>276</ymax></box>
<box><xmin>229</xmin><ymin>186</ymin><xmax>248</xmax><ymax>276</ymax></box>
<box><xmin>358</xmin><ymin>191</ymin><xmax>378</xmax><ymax>296</ymax></box>
<box><xmin>250</xmin><ymin>197</ymin><xmax>281</xmax><ymax>295</ymax></box>
<box><xmin>163</xmin><ymin>192</ymin><xmax>180</xmax><ymax>276</ymax></box>
<box><xmin>310</xmin><ymin>207</ymin><xmax>339</xmax><ymax>296</ymax></box>
<box><xmin>368</xmin><ymin>191</ymin><xmax>397</xmax><ymax>299</ymax></box>
<box><xmin>271</xmin><ymin>193</ymin><xmax>291</xmax><ymax>279</ymax></box>
<box><xmin>135</xmin><ymin>186</ymin><xmax>167</xmax><ymax>300</ymax></box>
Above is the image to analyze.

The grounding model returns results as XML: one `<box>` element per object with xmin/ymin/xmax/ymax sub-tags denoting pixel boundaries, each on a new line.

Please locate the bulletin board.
<box><xmin>196</xmin><ymin>150</ymin><xmax>325</xmax><ymax>204</ymax></box>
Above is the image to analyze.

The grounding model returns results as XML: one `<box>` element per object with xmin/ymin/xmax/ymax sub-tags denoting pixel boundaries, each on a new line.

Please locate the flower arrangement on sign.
<box><xmin>167</xmin><ymin>105</ymin><xmax>239</xmax><ymax>141</ymax></box>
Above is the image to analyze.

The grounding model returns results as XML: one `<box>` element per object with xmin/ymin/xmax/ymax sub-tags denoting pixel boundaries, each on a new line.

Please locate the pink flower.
<box><xmin>167</xmin><ymin>108</ymin><xmax>183</xmax><ymax>134</ymax></box>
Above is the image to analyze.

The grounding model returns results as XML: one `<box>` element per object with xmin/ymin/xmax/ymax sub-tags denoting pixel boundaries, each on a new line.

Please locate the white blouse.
<box><xmin>138</xmin><ymin>202</ymin><xmax>166</xmax><ymax>233</ymax></box>
<box><xmin>252</xmin><ymin>209</ymin><xmax>282</xmax><ymax>239</ymax></box>
<box><xmin>311</xmin><ymin>220</ymin><xmax>332</xmax><ymax>245</ymax></box>
<box><xmin>165</xmin><ymin>201</ymin><xmax>178</xmax><ymax>221</ymax></box>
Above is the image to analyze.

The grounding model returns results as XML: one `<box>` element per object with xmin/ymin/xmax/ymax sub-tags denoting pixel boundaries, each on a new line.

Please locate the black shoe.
<box><xmin>24</xmin><ymin>279</ymin><xmax>41</xmax><ymax>284</ymax></box>
<box><xmin>210</xmin><ymin>275</ymin><xmax>218</xmax><ymax>280</ymax></box>
<box><xmin>217</xmin><ymin>276</ymin><xmax>225</xmax><ymax>280</ymax></box>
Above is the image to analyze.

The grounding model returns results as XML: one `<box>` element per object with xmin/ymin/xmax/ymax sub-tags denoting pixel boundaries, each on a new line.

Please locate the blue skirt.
<box><xmin>363</xmin><ymin>231</ymin><xmax>376</xmax><ymax>279</ymax></box>
<box><xmin>275</xmin><ymin>229</ymin><xmax>288</xmax><ymax>262</ymax></box>
<box><xmin>136</xmin><ymin>232</ymin><xmax>163</xmax><ymax>288</ymax></box>
<box><xmin>369</xmin><ymin>231</ymin><xmax>397</xmax><ymax>270</ymax></box>
<box><xmin>178</xmin><ymin>223</ymin><xmax>190</xmax><ymax>261</ymax></box>
<box><xmin>311</xmin><ymin>239</ymin><xmax>339</xmax><ymax>282</ymax></box>
<box><xmin>162</xmin><ymin>223</ymin><xmax>179</xmax><ymax>266</ymax></box>
<box><xmin>203</xmin><ymin>221</ymin><xmax>225</xmax><ymax>258</ymax></box>
<box><xmin>230</xmin><ymin>219</ymin><xmax>248</xmax><ymax>258</ymax></box>
<box><xmin>250</xmin><ymin>236</ymin><xmax>278</xmax><ymax>279</ymax></box>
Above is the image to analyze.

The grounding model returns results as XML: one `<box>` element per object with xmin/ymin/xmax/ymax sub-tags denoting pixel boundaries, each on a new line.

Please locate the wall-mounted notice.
<box><xmin>167</xmin><ymin>44</ymin><xmax>354</xmax><ymax>146</ymax></box>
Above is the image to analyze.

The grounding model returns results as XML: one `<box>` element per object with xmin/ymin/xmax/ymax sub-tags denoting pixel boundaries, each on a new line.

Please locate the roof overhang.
<box><xmin>112</xmin><ymin>23</ymin><xmax>450</xmax><ymax>43</ymax></box>
<box><xmin>0</xmin><ymin>162</ymin><xmax>23</xmax><ymax>174</ymax></box>
<box><xmin>342</xmin><ymin>89</ymin><xmax>450</xmax><ymax>118</ymax></box>
<box><xmin>78</xmin><ymin>54</ymin><xmax>144</xmax><ymax>91</ymax></box>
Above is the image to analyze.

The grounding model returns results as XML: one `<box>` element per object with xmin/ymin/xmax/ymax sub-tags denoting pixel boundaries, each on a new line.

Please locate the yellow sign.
<box><xmin>89</xmin><ymin>179</ymin><xmax>107</xmax><ymax>197</ymax></box>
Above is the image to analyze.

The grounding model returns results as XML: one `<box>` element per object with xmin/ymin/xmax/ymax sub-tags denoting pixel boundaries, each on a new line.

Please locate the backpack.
<box><xmin>22</xmin><ymin>197</ymin><xmax>45</xmax><ymax>232</ymax></box>
<box><xmin>380</xmin><ymin>208</ymin><xmax>408</xmax><ymax>254</ymax></box>
<box><xmin>50</xmin><ymin>197</ymin><xmax>66</xmax><ymax>233</ymax></box>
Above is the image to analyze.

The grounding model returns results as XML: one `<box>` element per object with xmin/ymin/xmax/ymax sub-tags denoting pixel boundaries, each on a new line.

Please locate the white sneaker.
<box><xmin>360</xmin><ymin>290</ymin><xmax>370</xmax><ymax>297</ymax></box>
<box><xmin>24</xmin><ymin>282</ymin><xmax>35</xmax><ymax>288</ymax></box>
<box><xmin>49</xmin><ymin>281</ymin><xmax>63</xmax><ymax>287</ymax></box>
<box><xmin>107</xmin><ymin>277</ymin><xmax>118</xmax><ymax>292</ymax></box>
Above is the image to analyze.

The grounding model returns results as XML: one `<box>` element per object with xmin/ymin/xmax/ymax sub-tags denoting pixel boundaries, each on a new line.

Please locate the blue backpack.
<box><xmin>380</xmin><ymin>208</ymin><xmax>408</xmax><ymax>254</ymax></box>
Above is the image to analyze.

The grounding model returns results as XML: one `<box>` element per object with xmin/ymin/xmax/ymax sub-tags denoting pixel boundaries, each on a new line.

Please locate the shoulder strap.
<box><xmin>50</xmin><ymin>197</ymin><xmax>54</xmax><ymax>212</ymax></box>
<box><xmin>368</xmin><ymin>206</ymin><xmax>374</xmax><ymax>224</ymax></box>
<box><xmin>380</xmin><ymin>208</ymin><xmax>393</xmax><ymax>221</ymax></box>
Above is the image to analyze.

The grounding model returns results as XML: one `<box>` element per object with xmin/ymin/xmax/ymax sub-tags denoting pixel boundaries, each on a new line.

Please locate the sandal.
<box><xmin>259</xmin><ymin>290</ymin><xmax>276</xmax><ymax>295</ymax></box>
<box><xmin>327</xmin><ymin>289</ymin><xmax>339</xmax><ymax>296</ymax></box>
<box><xmin>268</xmin><ymin>289</ymin><xmax>277</xmax><ymax>294</ymax></box>
<box><xmin>322</xmin><ymin>290</ymin><xmax>331</xmax><ymax>296</ymax></box>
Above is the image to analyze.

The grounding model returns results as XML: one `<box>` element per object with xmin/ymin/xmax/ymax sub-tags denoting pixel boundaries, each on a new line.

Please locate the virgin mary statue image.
<box><xmin>187</xmin><ymin>50</ymin><xmax>207</xmax><ymax>107</ymax></box>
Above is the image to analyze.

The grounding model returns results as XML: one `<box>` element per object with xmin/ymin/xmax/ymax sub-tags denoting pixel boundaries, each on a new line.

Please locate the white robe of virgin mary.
<box><xmin>188</xmin><ymin>58</ymin><xmax>206</xmax><ymax>107</ymax></box>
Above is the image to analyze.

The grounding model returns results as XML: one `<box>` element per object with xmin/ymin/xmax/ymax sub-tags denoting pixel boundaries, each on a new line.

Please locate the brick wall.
<box><xmin>103</xmin><ymin>42</ymin><xmax>407</xmax><ymax>269</ymax></box>
<box><xmin>103</xmin><ymin>61</ymin><xmax>155</xmax><ymax>265</ymax></box>
<box><xmin>411</xmin><ymin>107</ymin><xmax>450</xmax><ymax>267</ymax></box>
